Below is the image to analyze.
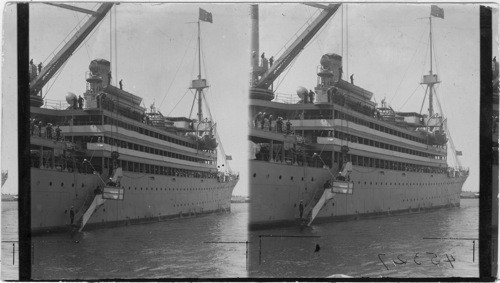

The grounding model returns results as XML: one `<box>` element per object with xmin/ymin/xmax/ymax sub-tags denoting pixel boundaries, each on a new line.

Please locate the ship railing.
<box><xmin>249</xmin><ymin>121</ymin><xmax>298</xmax><ymax>136</ymax></box>
<box><xmin>43</xmin><ymin>99</ymin><xmax>71</xmax><ymax>110</ymax></box>
<box><xmin>273</xmin><ymin>93</ymin><xmax>302</xmax><ymax>104</ymax></box>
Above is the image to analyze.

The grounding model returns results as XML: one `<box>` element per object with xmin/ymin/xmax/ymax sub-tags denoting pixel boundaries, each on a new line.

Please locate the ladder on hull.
<box><xmin>302</xmin><ymin>180</ymin><xmax>354</xmax><ymax>226</ymax></box>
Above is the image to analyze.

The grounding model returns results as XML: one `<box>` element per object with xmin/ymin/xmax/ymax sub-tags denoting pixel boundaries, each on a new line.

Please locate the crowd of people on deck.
<box><xmin>30</xmin><ymin>119</ymin><xmax>63</xmax><ymax>141</ymax></box>
<box><xmin>253</xmin><ymin>112</ymin><xmax>293</xmax><ymax>134</ymax></box>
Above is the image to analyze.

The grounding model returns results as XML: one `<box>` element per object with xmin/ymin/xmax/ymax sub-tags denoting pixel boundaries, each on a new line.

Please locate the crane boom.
<box><xmin>254</xmin><ymin>4</ymin><xmax>340</xmax><ymax>90</ymax></box>
<box><xmin>30</xmin><ymin>3</ymin><xmax>114</xmax><ymax>96</ymax></box>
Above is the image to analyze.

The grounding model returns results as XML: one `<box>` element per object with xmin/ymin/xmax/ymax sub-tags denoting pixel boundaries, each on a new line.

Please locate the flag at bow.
<box><xmin>456</xmin><ymin>150</ymin><xmax>463</xmax><ymax>156</ymax></box>
<box><xmin>225</xmin><ymin>155</ymin><xmax>232</xmax><ymax>160</ymax></box>
<box><xmin>199</xmin><ymin>8</ymin><xmax>213</xmax><ymax>23</ymax></box>
<box><xmin>431</xmin><ymin>5</ymin><xmax>444</xmax><ymax>19</ymax></box>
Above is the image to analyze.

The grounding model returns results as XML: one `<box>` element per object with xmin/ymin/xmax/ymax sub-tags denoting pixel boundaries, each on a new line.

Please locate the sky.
<box><xmin>1</xmin><ymin>3</ymin><xmax>250</xmax><ymax>195</ymax></box>
<box><xmin>1</xmin><ymin>2</ymin><xmax>498</xmax><ymax>195</ymax></box>
<box><xmin>256</xmin><ymin>3</ymin><xmax>497</xmax><ymax>192</ymax></box>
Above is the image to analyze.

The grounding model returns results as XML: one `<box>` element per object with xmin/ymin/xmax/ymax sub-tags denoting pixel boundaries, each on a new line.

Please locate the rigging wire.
<box><xmin>388</xmin><ymin>23</ymin><xmax>428</xmax><ymax>105</ymax></box>
<box><xmin>41</xmin><ymin>4</ymin><xmax>98</xmax><ymax>65</ymax></box>
<box><xmin>398</xmin><ymin>84</ymin><xmax>425</xmax><ymax>111</ymax></box>
<box><xmin>42</xmin><ymin>59</ymin><xmax>70</xmax><ymax>100</ymax></box>
<box><xmin>419</xmin><ymin>87</ymin><xmax>428</xmax><ymax>115</ymax></box>
<box><xmin>274</xmin><ymin>8</ymin><xmax>336</xmax><ymax>93</ymax></box>
<box><xmin>166</xmin><ymin>89</ymin><xmax>191</xmax><ymax>117</ymax></box>
<box><xmin>157</xmin><ymin>33</ymin><xmax>194</xmax><ymax>109</ymax></box>
<box><xmin>273</xmin><ymin>6</ymin><xmax>320</xmax><ymax>58</ymax></box>
<box><xmin>72</xmin><ymin>12</ymin><xmax>91</xmax><ymax>61</ymax></box>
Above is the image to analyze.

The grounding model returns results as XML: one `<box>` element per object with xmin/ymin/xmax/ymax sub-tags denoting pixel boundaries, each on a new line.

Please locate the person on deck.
<box><xmin>260</xmin><ymin>112</ymin><xmax>266</xmax><ymax>130</ymax></box>
<box><xmin>72</xmin><ymin>96</ymin><xmax>78</xmax><ymax>110</ymax></box>
<box><xmin>38</xmin><ymin>121</ymin><xmax>43</xmax><ymax>137</ymax></box>
<box><xmin>350</xmin><ymin>74</ymin><xmax>354</xmax><ymax>85</ymax></box>
<box><xmin>119</xmin><ymin>79</ymin><xmax>123</xmax><ymax>90</ymax></box>
<box><xmin>70</xmin><ymin>207</ymin><xmax>75</xmax><ymax>225</ymax></box>
<box><xmin>269</xmin><ymin>56</ymin><xmax>274</xmax><ymax>67</ymax></box>
<box><xmin>46</xmin><ymin>123</ymin><xmax>53</xmax><ymax>139</ymax></box>
<box><xmin>309</xmin><ymin>90</ymin><xmax>315</xmax><ymax>103</ymax></box>
<box><xmin>286</xmin><ymin>119</ymin><xmax>292</xmax><ymax>134</ymax></box>
<box><xmin>30</xmin><ymin>119</ymin><xmax>35</xmax><ymax>136</ymax></box>
<box><xmin>55</xmin><ymin>125</ymin><xmax>61</xmax><ymax>141</ymax></box>
<box><xmin>324</xmin><ymin>180</ymin><xmax>331</xmax><ymax>191</ymax></box>
<box><xmin>299</xmin><ymin>200</ymin><xmax>304</xmax><ymax>218</ymax></box>
<box><xmin>78</xmin><ymin>95</ymin><xmax>84</xmax><ymax>109</ymax></box>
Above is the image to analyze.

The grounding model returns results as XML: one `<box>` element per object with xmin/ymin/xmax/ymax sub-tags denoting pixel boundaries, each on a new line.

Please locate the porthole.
<box><xmin>61</xmin><ymin>182</ymin><xmax>64</xmax><ymax>187</ymax></box>
<box><xmin>311</xmin><ymin>177</ymin><xmax>314</xmax><ymax>181</ymax></box>
<box><xmin>291</xmin><ymin>176</ymin><xmax>294</xmax><ymax>181</ymax></box>
<box><xmin>49</xmin><ymin>182</ymin><xmax>52</xmax><ymax>186</ymax></box>
<box><xmin>82</xmin><ymin>184</ymin><xmax>85</xmax><ymax>188</ymax></box>
<box><xmin>279</xmin><ymin>175</ymin><xmax>282</xmax><ymax>180</ymax></box>
<box><xmin>71</xmin><ymin>183</ymin><xmax>74</xmax><ymax>187</ymax></box>
<box><xmin>301</xmin><ymin>177</ymin><xmax>304</xmax><ymax>181</ymax></box>
<box><xmin>253</xmin><ymin>173</ymin><xmax>257</xmax><ymax>177</ymax></box>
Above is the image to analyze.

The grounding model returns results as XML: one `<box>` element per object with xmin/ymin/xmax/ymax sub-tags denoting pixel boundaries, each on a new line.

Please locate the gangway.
<box><xmin>75</xmin><ymin>166</ymin><xmax>124</xmax><ymax>232</ymax></box>
<box><xmin>304</xmin><ymin>180</ymin><xmax>354</xmax><ymax>226</ymax></box>
<box><xmin>301</xmin><ymin>161</ymin><xmax>354</xmax><ymax>226</ymax></box>
<box><xmin>77</xmin><ymin>194</ymin><xmax>106</xmax><ymax>232</ymax></box>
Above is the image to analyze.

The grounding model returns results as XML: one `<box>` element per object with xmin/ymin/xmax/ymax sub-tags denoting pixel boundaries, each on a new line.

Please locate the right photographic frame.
<box><xmin>247</xmin><ymin>3</ymin><xmax>497</xmax><ymax>279</ymax></box>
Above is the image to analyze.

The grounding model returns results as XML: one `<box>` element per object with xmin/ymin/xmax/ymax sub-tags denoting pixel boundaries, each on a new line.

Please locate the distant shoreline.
<box><xmin>1</xmin><ymin>195</ymin><xmax>18</xmax><ymax>202</ymax></box>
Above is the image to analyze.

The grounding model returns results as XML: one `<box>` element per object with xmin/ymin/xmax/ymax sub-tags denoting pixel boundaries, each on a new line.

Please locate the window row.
<box><xmin>333</xmin><ymin>151</ymin><xmax>448</xmax><ymax>174</ymax></box>
<box><xmin>104</xmin><ymin>116</ymin><xmax>200</xmax><ymax>150</ymax></box>
<box><xmin>69</xmin><ymin>136</ymin><xmax>214</xmax><ymax>165</ymax></box>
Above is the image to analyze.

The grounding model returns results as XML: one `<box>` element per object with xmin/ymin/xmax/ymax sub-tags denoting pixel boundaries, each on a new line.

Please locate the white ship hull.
<box><xmin>32</xmin><ymin>168</ymin><xmax>237</xmax><ymax>234</ymax></box>
<box><xmin>249</xmin><ymin>160</ymin><xmax>466</xmax><ymax>229</ymax></box>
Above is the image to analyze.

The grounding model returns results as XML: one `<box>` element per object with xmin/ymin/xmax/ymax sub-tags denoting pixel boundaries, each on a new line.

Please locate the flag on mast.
<box><xmin>431</xmin><ymin>5</ymin><xmax>444</xmax><ymax>19</ymax></box>
<box><xmin>199</xmin><ymin>8</ymin><xmax>213</xmax><ymax>23</ymax></box>
<box><xmin>456</xmin><ymin>150</ymin><xmax>463</xmax><ymax>156</ymax></box>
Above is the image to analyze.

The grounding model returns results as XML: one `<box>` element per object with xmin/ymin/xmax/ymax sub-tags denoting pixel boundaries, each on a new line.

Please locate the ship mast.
<box><xmin>190</xmin><ymin>16</ymin><xmax>209</xmax><ymax>130</ymax></box>
<box><xmin>428</xmin><ymin>15</ymin><xmax>435</xmax><ymax>117</ymax></box>
<box><xmin>421</xmin><ymin>6</ymin><xmax>444</xmax><ymax>121</ymax></box>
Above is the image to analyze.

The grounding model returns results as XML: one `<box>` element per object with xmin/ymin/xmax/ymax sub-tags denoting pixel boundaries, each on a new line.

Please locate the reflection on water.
<box><xmin>31</xmin><ymin>203</ymin><xmax>247</xmax><ymax>279</ymax></box>
<box><xmin>248</xmin><ymin>199</ymin><xmax>479</xmax><ymax>278</ymax></box>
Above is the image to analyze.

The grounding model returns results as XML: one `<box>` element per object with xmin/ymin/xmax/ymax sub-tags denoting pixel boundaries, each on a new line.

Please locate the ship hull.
<box><xmin>31</xmin><ymin>168</ymin><xmax>237</xmax><ymax>234</ymax></box>
<box><xmin>249</xmin><ymin>160</ymin><xmax>467</xmax><ymax>229</ymax></box>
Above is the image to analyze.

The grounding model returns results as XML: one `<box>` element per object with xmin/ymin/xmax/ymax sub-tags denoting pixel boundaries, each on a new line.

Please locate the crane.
<box><xmin>251</xmin><ymin>4</ymin><xmax>341</xmax><ymax>92</ymax></box>
<box><xmin>30</xmin><ymin>3</ymin><xmax>114</xmax><ymax>100</ymax></box>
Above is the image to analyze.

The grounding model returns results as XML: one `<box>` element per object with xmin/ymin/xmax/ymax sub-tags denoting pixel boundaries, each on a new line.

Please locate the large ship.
<box><xmin>248</xmin><ymin>4</ymin><xmax>468</xmax><ymax>229</ymax></box>
<box><xmin>29</xmin><ymin>4</ymin><xmax>238</xmax><ymax>234</ymax></box>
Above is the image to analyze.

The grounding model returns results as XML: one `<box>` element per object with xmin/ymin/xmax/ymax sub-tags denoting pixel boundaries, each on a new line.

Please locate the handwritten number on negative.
<box><xmin>378</xmin><ymin>254</ymin><xmax>389</xmax><ymax>270</ymax></box>
<box><xmin>413</xmin><ymin>253</ymin><xmax>421</xmax><ymax>265</ymax></box>
<box><xmin>393</xmin><ymin>254</ymin><xmax>407</xmax><ymax>265</ymax></box>
<box><xmin>426</xmin><ymin>252</ymin><xmax>440</xmax><ymax>265</ymax></box>
<box><xmin>444</xmin><ymin>254</ymin><xmax>455</xmax><ymax>268</ymax></box>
